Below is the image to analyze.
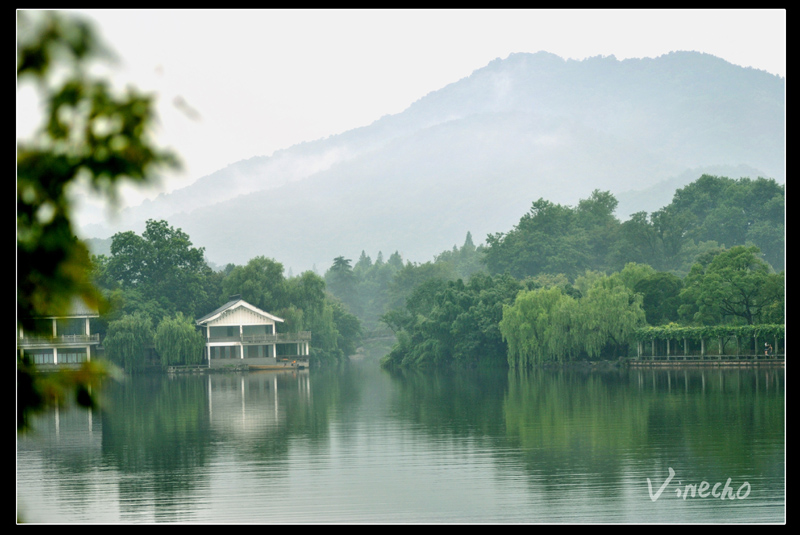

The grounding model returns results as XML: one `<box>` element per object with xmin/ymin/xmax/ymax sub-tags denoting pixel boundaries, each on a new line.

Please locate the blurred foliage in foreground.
<box><xmin>17</xmin><ymin>11</ymin><xmax>179</xmax><ymax>431</ymax></box>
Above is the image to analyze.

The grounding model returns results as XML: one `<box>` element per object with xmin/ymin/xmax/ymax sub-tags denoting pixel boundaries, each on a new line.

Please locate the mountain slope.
<box><xmin>83</xmin><ymin>51</ymin><xmax>785</xmax><ymax>272</ymax></box>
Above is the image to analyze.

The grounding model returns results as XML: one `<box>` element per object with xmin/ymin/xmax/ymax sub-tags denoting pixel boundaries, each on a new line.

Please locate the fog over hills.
<box><xmin>83</xmin><ymin>51</ymin><xmax>785</xmax><ymax>273</ymax></box>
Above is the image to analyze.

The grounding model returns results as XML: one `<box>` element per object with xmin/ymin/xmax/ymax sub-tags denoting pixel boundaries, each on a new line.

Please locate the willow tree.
<box><xmin>501</xmin><ymin>272</ymin><xmax>646</xmax><ymax>367</ymax></box>
<box><xmin>154</xmin><ymin>313</ymin><xmax>206</xmax><ymax>368</ymax></box>
<box><xmin>500</xmin><ymin>286</ymin><xmax>577</xmax><ymax>367</ymax></box>
<box><xmin>103</xmin><ymin>313</ymin><xmax>154</xmax><ymax>374</ymax></box>
<box><xmin>577</xmin><ymin>273</ymin><xmax>646</xmax><ymax>358</ymax></box>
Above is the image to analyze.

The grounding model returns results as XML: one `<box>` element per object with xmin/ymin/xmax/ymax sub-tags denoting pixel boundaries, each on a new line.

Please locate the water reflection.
<box><xmin>18</xmin><ymin>364</ymin><xmax>784</xmax><ymax>523</ymax></box>
<box><xmin>504</xmin><ymin>368</ymin><xmax>783</xmax><ymax>483</ymax></box>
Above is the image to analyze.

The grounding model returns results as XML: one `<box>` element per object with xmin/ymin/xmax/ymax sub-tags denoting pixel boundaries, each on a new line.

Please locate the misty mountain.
<box><xmin>83</xmin><ymin>51</ymin><xmax>785</xmax><ymax>272</ymax></box>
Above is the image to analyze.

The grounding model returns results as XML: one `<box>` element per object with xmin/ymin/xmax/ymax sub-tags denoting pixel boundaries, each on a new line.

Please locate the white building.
<box><xmin>17</xmin><ymin>298</ymin><xmax>100</xmax><ymax>367</ymax></box>
<box><xmin>195</xmin><ymin>296</ymin><xmax>311</xmax><ymax>369</ymax></box>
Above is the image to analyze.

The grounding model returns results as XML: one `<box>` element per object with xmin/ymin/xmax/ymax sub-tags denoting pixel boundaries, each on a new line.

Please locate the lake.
<box><xmin>17</xmin><ymin>359</ymin><xmax>785</xmax><ymax>523</ymax></box>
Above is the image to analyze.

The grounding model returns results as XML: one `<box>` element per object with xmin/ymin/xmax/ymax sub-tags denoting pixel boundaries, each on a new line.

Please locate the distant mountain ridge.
<box><xmin>83</xmin><ymin>51</ymin><xmax>785</xmax><ymax>272</ymax></box>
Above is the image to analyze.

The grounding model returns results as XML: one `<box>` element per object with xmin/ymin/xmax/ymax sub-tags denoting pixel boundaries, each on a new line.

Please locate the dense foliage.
<box><xmin>89</xmin><ymin>176</ymin><xmax>785</xmax><ymax>372</ymax></box>
<box><xmin>96</xmin><ymin>219</ymin><xmax>219</xmax><ymax>323</ymax></box>
<box><xmin>374</xmin><ymin>178</ymin><xmax>783</xmax><ymax>369</ymax></box>
<box><xmin>94</xmin><ymin>238</ymin><xmax>364</xmax><ymax>367</ymax></box>
<box><xmin>618</xmin><ymin>175</ymin><xmax>784</xmax><ymax>272</ymax></box>
<box><xmin>153</xmin><ymin>313</ymin><xmax>206</xmax><ymax>368</ymax></box>
<box><xmin>380</xmin><ymin>273</ymin><xmax>523</xmax><ymax>368</ymax></box>
<box><xmin>678</xmin><ymin>245</ymin><xmax>784</xmax><ymax>325</ymax></box>
<box><xmin>485</xmin><ymin>190</ymin><xmax>620</xmax><ymax>280</ymax></box>
<box><xmin>103</xmin><ymin>312</ymin><xmax>154</xmax><ymax>375</ymax></box>
<box><xmin>324</xmin><ymin>234</ymin><xmax>486</xmax><ymax>335</ymax></box>
<box><xmin>485</xmin><ymin>177</ymin><xmax>784</xmax><ymax>280</ymax></box>
<box><xmin>500</xmin><ymin>268</ymin><xmax>647</xmax><ymax>367</ymax></box>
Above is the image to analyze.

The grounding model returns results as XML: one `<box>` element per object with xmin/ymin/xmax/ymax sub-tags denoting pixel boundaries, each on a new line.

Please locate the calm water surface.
<box><xmin>17</xmin><ymin>360</ymin><xmax>785</xmax><ymax>523</ymax></box>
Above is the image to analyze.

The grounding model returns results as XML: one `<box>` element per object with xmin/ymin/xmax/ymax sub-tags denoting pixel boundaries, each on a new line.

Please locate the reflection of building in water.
<box><xmin>17</xmin><ymin>402</ymin><xmax>101</xmax><ymax>458</ymax></box>
<box><xmin>206</xmin><ymin>371</ymin><xmax>311</xmax><ymax>434</ymax></box>
<box><xmin>195</xmin><ymin>296</ymin><xmax>311</xmax><ymax>369</ymax></box>
<box><xmin>17</xmin><ymin>298</ymin><xmax>101</xmax><ymax>367</ymax></box>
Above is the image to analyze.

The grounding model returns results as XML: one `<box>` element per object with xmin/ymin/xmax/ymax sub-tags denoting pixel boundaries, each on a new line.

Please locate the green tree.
<box><xmin>285</xmin><ymin>270</ymin><xmax>362</xmax><ymax>363</ymax></box>
<box><xmin>575</xmin><ymin>190</ymin><xmax>620</xmax><ymax>271</ymax></box>
<box><xmin>329</xmin><ymin>298</ymin><xmax>362</xmax><ymax>358</ymax></box>
<box><xmin>484</xmin><ymin>192</ymin><xmax>621</xmax><ymax>280</ymax></box>
<box><xmin>615</xmin><ymin>211</ymin><xmax>661</xmax><ymax>268</ymax></box>
<box><xmin>386</xmin><ymin>259</ymin><xmax>455</xmax><ymax>312</ymax></box>
<box><xmin>658</xmin><ymin>175</ymin><xmax>785</xmax><ymax>270</ymax></box>
<box><xmin>348</xmin><ymin>250</ymin><xmax>406</xmax><ymax>334</ymax></box>
<box><xmin>354</xmin><ymin>250</ymin><xmax>372</xmax><ymax>272</ymax></box>
<box><xmin>17</xmin><ymin>12</ymin><xmax>177</xmax><ymax>430</ymax></box>
<box><xmin>103</xmin><ymin>220</ymin><xmax>212</xmax><ymax>320</ymax></box>
<box><xmin>501</xmin><ymin>271</ymin><xmax>646</xmax><ymax>368</ymax></box>
<box><xmin>634</xmin><ymin>271</ymin><xmax>683</xmax><ymax>325</ymax></box>
<box><xmin>325</xmin><ymin>256</ymin><xmax>361</xmax><ymax>317</ymax></box>
<box><xmin>576</xmin><ymin>272</ymin><xmax>646</xmax><ymax>358</ymax></box>
<box><xmin>614</xmin><ymin>175</ymin><xmax>784</xmax><ymax>273</ymax></box>
<box><xmin>286</xmin><ymin>270</ymin><xmax>326</xmax><ymax>317</ymax></box>
<box><xmin>221</xmin><ymin>256</ymin><xmax>288</xmax><ymax>313</ymax></box>
<box><xmin>103</xmin><ymin>312</ymin><xmax>155</xmax><ymax>374</ymax></box>
<box><xmin>381</xmin><ymin>273</ymin><xmax>522</xmax><ymax>369</ymax></box>
<box><xmin>433</xmin><ymin>232</ymin><xmax>487</xmax><ymax>280</ymax></box>
<box><xmin>500</xmin><ymin>286</ymin><xmax>575</xmax><ymax>367</ymax></box>
<box><xmin>154</xmin><ymin>313</ymin><xmax>206</xmax><ymax>368</ymax></box>
<box><xmin>679</xmin><ymin>245</ymin><xmax>784</xmax><ymax>325</ymax></box>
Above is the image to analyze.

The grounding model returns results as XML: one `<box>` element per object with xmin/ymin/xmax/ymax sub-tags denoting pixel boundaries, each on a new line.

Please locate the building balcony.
<box><xmin>17</xmin><ymin>334</ymin><xmax>101</xmax><ymax>348</ymax></box>
<box><xmin>207</xmin><ymin>331</ymin><xmax>312</xmax><ymax>345</ymax></box>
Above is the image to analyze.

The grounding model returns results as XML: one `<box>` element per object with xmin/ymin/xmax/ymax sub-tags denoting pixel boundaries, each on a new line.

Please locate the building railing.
<box><xmin>631</xmin><ymin>353</ymin><xmax>784</xmax><ymax>362</ymax></box>
<box><xmin>17</xmin><ymin>334</ymin><xmax>101</xmax><ymax>347</ymax></box>
<box><xmin>207</xmin><ymin>331</ymin><xmax>312</xmax><ymax>344</ymax></box>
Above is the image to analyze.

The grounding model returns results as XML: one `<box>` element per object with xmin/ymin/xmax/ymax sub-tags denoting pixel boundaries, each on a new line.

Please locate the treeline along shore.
<box><xmin>85</xmin><ymin>174</ymin><xmax>784</xmax><ymax>372</ymax></box>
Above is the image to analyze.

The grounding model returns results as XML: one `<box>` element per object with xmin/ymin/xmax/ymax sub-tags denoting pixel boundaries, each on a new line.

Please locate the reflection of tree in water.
<box><xmin>503</xmin><ymin>369</ymin><xmax>651</xmax><ymax>497</ymax></box>
<box><xmin>385</xmin><ymin>366</ymin><xmax>511</xmax><ymax>438</ymax></box>
<box><xmin>637</xmin><ymin>367</ymin><xmax>785</xmax><ymax>475</ymax></box>
<box><xmin>503</xmin><ymin>368</ymin><xmax>784</xmax><ymax>491</ymax></box>
<box><xmin>100</xmin><ymin>374</ymin><xmax>212</xmax><ymax>521</ymax></box>
<box><xmin>384</xmin><ymin>366</ymin><xmax>783</xmax><ymax>502</ymax></box>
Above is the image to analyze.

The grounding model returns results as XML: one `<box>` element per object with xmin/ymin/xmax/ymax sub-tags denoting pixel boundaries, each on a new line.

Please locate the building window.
<box><xmin>28</xmin><ymin>349</ymin><xmax>54</xmax><ymax>364</ymax></box>
<box><xmin>59</xmin><ymin>349</ymin><xmax>87</xmax><ymax>363</ymax></box>
<box><xmin>210</xmin><ymin>346</ymin><xmax>241</xmax><ymax>359</ymax></box>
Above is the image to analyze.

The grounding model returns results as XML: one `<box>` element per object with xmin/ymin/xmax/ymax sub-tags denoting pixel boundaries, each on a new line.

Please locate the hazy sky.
<box><xmin>17</xmin><ymin>9</ymin><xmax>786</xmax><ymax>214</ymax></box>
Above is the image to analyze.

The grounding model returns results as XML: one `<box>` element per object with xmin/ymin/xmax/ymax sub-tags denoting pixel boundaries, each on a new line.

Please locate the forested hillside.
<box><xmin>315</xmin><ymin>175</ymin><xmax>784</xmax><ymax>369</ymax></box>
